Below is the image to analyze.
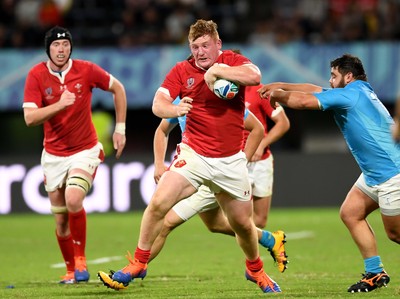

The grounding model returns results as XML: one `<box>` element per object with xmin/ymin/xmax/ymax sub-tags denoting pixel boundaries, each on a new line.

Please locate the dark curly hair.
<box><xmin>330</xmin><ymin>54</ymin><xmax>367</xmax><ymax>81</ymax></box>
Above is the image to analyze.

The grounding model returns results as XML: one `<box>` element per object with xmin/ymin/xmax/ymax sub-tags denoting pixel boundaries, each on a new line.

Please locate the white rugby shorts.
<box><xmin>247</xmin><ymin>154</ymin><xmax>274</xmax><ymax>198</ymax></box>
<box><xmin>169</xmin><ymin>143</ymin><xmax>252</xmax><ymax>201</ymax></box>
<box><xmin>172</xmin><ymin>185</ymin><xmax>219</xmax><ymax>221</ymax></box>
<box><xmin>355</xmin><ymin>173</ymin><xmax>400</xmax><ymax>216</ymax></box>
<box><xmin>41</xmin><ymin>143</ymin><xmax>104</xmax><ymax>192</ymax></box>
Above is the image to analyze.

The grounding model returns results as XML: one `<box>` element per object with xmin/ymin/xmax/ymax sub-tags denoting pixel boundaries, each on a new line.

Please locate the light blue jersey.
<box><xmin>315</xmin><ymin>80</ymin><xmax>400</xmax><ymax>186</ymax></box>
<box><xmin>167</xmin><ymin>97</ymin><xmax>249</xmax><ymax>133</ymax></box>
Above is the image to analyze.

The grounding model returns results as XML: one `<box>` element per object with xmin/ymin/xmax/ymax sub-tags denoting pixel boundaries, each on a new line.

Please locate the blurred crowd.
<box><xmin>1</xmin><ymin>0</ymin><xmax>400</xmax><ymax>48</ymax></box>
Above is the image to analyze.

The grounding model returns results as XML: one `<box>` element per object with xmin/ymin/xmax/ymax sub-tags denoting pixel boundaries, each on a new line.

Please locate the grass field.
<box><xmin>0</xmin><ymin>208</ymin><xmax>399</xmax><ymax>298</ymax></box>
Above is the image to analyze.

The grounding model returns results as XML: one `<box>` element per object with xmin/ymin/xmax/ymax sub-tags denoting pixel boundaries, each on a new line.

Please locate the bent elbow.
<box><xmin>253</xmin><ymin>76</ymin><xmax>261</xmax><ymax>86</ymax></box>
<box><xmin>250</xmin><ymin>71</ymin><xmax>261</xmax><ymax>86</ymax></box>
<box><xmin>24</xmin><ymin>115</ymin><xmax>36</xmax><ymax>127</ymax></box>
<box><xmin>251</xmin><ymin>66</ymin><xmax>262</xmax><ymax>85</ymax></box>
<box><xmin>286</xmin><ymin>122</ymin><xmax>291</xmax><ymax>132</ymax></box>
<box><xmin>152</xmin><ymin>103</ymin><xmax>162</xmax><ymax>118</ymax></box>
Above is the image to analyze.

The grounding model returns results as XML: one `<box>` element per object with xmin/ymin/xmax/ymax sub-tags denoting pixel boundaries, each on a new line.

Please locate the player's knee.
<box><xmin>253</xmin><ymin>216</ymin><xmax>267</xmax><ymax>229</ymax></box>
<box><xmin>386</xmin><ymin>230</ymin><xmax>400</xmax><ymax>244</ymax></box>
<box><xmin>206</xmin><ymin>224</ymin><xmax>220</xmax><ymax>233</ymax></box>
<box><xmin>161</xmin><ymin>219</ymin><xmax>176</xmax><ymax>234</ymax></box>
<box><xmin>66</xmin><ymin>174</ymin><xmax>92</xmax><ymax>194</ymax></box>
<box><xmin>339</xmin><ymin>205</ymin><xmax>351</xmax><ymax>224</ymax></box>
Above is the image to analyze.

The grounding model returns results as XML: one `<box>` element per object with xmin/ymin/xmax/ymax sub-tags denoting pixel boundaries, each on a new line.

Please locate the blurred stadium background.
<box><xmin>1</xmin><ymin>0</ymin><xmax>399</xmax><ymax>214</ymax></box>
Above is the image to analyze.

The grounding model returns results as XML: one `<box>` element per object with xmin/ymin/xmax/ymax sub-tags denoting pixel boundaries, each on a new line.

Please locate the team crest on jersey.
<box><xmin>186</xmin><ymin>78</ymin><xmax>195</xmax><ymax>89</ymax></box>
<box><xmin>174</xmin><ymin>159</ymin><xmax>187</xmax><ymax>168</ymax></box>
<box><xmin>74</xmin><ymin>83</ymin><xmax>83</xmax><ymax>97</ymax></box>
<box><xmin>45</xmin><ymin>87</ymin><xmax>54</xmax><ymax>100</ymax></box>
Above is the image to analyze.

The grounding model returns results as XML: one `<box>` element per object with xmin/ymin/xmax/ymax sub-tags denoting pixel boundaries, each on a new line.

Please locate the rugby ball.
<box><xmin>213</xmin><ymin>78</ymin><xmax>239</xmax><ymax>100</ymax></box>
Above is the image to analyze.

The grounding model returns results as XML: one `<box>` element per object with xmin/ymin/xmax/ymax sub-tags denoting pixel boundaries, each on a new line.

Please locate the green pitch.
<box><xmin>1</xmin><ymin>208</ymin><xmax>399</xmax><ymax>298</ymax></box>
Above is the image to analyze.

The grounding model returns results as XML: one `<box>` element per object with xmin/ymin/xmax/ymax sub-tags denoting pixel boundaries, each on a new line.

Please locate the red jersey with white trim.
<box><xmin>23</xmin><ymin>59</ymin><xmax>111</xmax><ymax>156</ymax></box>
<box><xmin>161</xmin><ymin>50</ymin><xmax>252</xmax><ymax>157</ymax></box>
<box><xmin>243</xmin><ymin>84</ymin><xmax>274</xmax><ymax>160</ymax></box>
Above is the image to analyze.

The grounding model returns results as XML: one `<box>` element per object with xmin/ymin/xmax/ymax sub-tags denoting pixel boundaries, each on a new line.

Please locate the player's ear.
<box><xmin>216</xmin><ymin>39</ymin><xmax>222</xmax><ymax>49</ymax></box>
<box><xmin>344</xmin><ymin>72</ymin><xmax>354</xmax><ymax>84</ymax></box>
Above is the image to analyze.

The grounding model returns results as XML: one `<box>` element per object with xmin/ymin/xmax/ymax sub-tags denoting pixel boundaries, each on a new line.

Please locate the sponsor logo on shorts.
<box><xmin>174</xmin><ymin>160</ymin><xmax>187</xmax><ymax>168</ymax></box>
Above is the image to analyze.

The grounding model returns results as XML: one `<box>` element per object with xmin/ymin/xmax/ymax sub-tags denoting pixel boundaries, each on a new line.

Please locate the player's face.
<box><xmin>189</xmin><ymin>35</ymin><xmax>222</xmax><ymax>70</ymax></box>
<box><xmin>329</xmin><ymin>67</ymin><xmax>346</xmax><ymax>88</ymax></box>
<box><xmin>49</xmin><ymin>39</ymin><xmax>71</xmax><ymax>70</ymax></box>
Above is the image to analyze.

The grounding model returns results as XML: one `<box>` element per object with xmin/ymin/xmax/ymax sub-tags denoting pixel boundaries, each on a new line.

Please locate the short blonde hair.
<box><xmin>188</xmin><ymin>19</ymin><xmax>220</xmax><ymax>42</ymax></box>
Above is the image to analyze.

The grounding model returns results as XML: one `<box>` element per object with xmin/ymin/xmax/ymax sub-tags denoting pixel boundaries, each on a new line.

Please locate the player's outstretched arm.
<box><xmin>270</xmin><ymin>89</ymin><xmax>320</xmax><ymax>110</ymax></box>
<box><xmin>258</xmin><ymin>82</ymin><xmax>322</xmax><ymax>99</ymax></box>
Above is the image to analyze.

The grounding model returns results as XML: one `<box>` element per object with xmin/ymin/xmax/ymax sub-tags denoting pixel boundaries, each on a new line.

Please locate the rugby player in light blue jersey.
<box><xmin>259</xmin><ymin>53</ymin><xmax>400</xmax><ymax>294</ymax></box>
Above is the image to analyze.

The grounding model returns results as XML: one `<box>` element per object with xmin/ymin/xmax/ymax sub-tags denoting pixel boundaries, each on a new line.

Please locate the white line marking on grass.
<box><xmin>51</xmin><ymin>256</ymin><xmax>123</xmax><ymax>268</ymax></box>
<box><xmin>285</xmin><ymin>230</ymin><xmax>315</xmax><ymax>240</ymax></box>
<box><xmin>260</xmin><ymin>230</ymin><xmax>315</xmax><ymax>262</ymax></box>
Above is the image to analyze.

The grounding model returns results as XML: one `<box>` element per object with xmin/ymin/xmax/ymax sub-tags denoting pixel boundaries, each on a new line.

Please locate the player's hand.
<box><xmin>58</xmin><ymin>90</ymin><xmax>75</xmax><ymax>109</ymax></box>
<box><xmin>258</xmin><ymin>83</ymin><xmax>283</xmax><ymax>99</ymax></box>
<box><xmin>204</xmin><ymin>63</ymin><xmax>233</xmax><ymax>92</ymax></box>
<box><xmin>204</xmin><ymin>64</ymin><xmax>220</xmax><ymax>91</ymax></box>
<box><xmin>249</xmin><ymin>146</ymin><xmax>264</xmax><ymax>162</ymax></box>
<box><xmin>154</xmin><ymin>164</ymin><xmax>168</xmax><ymax>183</ymax></box>
<box><xmin>176</xmin><ymin>97</ymin><xmax>193</xmax><ymax>117</ymax></box>
<box><xmin>269</xmin><ymin>88</ymin><xmax>285</xmax><ymax>109</ymax></box>
<box><xmin>113</xmin><ymin>132</ymin><xmax>126</xmax><ymax>159</ymax></box>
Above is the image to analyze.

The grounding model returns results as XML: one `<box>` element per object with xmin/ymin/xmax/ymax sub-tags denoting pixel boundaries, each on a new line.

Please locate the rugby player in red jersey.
<box><xmin>23</xmin><ymin>26</ymin><xmax>127</xmax><ymax>284</ymax></box>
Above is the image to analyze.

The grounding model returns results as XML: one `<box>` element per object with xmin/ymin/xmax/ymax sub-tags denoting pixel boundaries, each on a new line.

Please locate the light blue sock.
<box><xmin>259</xmin><ymin>230</ymin><xmax>275</xmax><ymax>250</ymax></box>
<box><xmin>364</xmin><ymin>256</ymin><xmax>383</xmax><ymax>274</ymax></box>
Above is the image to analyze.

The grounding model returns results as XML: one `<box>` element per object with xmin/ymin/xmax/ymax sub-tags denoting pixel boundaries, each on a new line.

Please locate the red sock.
<box><xmin>56</xmin><ymin>232</ymin><xmax>75</xmax><ymax>272</ymax></box>
<box><xmin>246</xmin><ymin>257</ymin><xmax>263</xmax><ymax>272</ymax></box>
<box><xmin>69</xmin><ymin>208</ymin><xmax>86</xmax><ymax>257</ymax></box>
<box><xmin>134</xmin><ymin>247</ymin><xmax>151</xmax><ymax>264</ymax></box>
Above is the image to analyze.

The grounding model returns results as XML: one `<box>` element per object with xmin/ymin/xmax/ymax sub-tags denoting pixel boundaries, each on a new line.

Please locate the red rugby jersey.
<box><xmin>23</xmin><ymin>59</ymin><xmax>111</xmax><ymax>156</ymax></box>
<box><xmin>243</xmin><ymin>84</ymin><xmax>275</xmax><ymax>160</ymax></box>
<box><xmin>161</xmin><ymin>50</ymin><xmax>252</xmax><ymax>158</ymax></box>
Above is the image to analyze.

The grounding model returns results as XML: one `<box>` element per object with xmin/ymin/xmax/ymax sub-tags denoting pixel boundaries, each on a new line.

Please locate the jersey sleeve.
<box><xmin>89</xmin><ymin>62</ymin><xmax>111</xmax><ymax>91</ymax></box>
<box><xmin>263</xmin><ymin>97</ymin><xmax>276</xmax><ymax>118</ymax></box>
<box><xmin>23</xmin><ymin>71</ymin><xmax>42</xmax><ymax>108</ymax></box>
<box><xmin>161</xmin><ymin>64</ymin><xmax>183</xmax><ymax>100</ymax></box>
<box><xmin>314</xmin><ymin>88</ymin><xmax>358</xmax><ymax>111</ymax></box>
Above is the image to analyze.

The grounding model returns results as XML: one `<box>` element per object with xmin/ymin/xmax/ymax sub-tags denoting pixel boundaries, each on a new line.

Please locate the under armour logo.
<box><xmin>57</xmin><ymin>33</ymin><xmax>66</xmax><ymax>38</ymax></box>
